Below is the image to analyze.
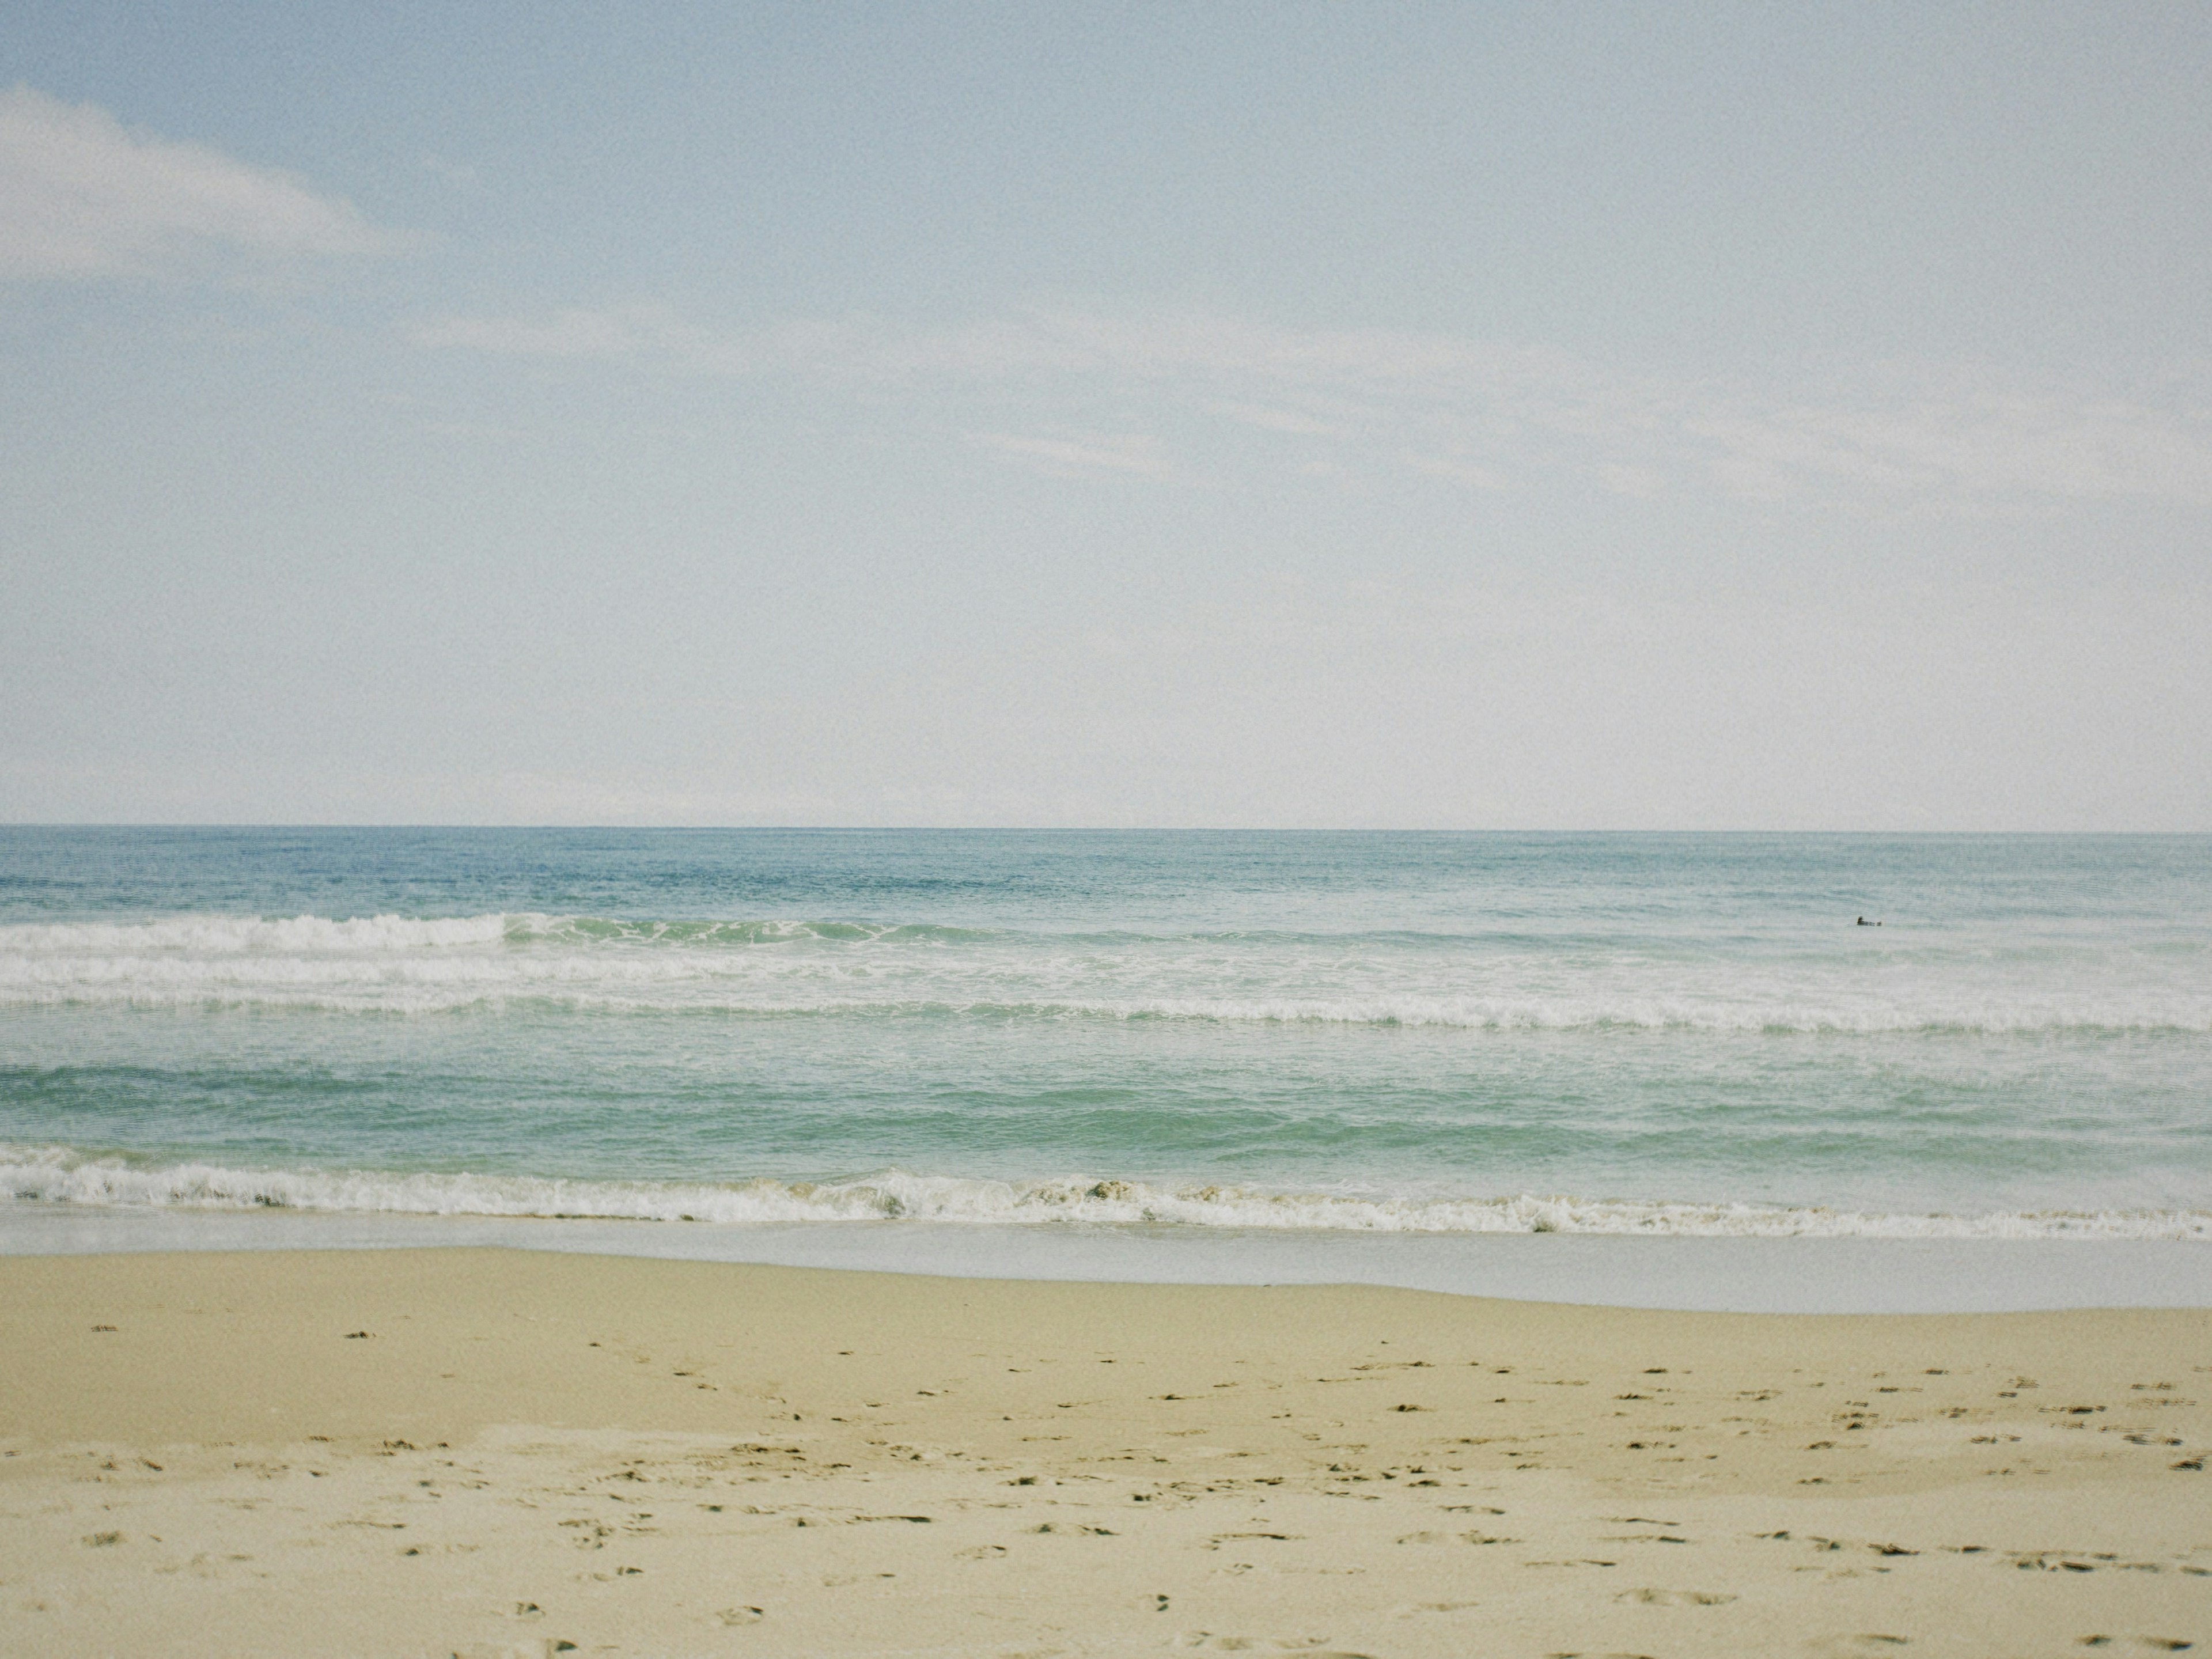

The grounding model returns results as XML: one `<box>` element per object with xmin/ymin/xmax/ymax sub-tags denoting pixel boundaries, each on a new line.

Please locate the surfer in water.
<box><xmin>1855</xmin><ymin>915</ymin><xmax>1881</xmax><ymax>926</ymax></box>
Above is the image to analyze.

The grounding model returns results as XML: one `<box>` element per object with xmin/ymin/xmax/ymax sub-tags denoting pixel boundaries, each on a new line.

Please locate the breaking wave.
<box><xmin>2</xmin><ymin>912</ymin><xmax>2207</xmax><ymax>1032</ymax></box>
<box><xmin>4</xmin><ymin>1147</ymin><xmax>2206</xmax><ymax>1240</ymax></box>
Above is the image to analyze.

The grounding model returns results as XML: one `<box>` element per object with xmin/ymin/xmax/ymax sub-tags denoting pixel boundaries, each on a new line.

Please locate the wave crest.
<box><xmin>3</xmin><ymin>1149</ymin><xmax>2205</xmax><ymax>1240</ymax></box>
<box><xmin>2</xmin><ymin>911</ymin><xmax>2206</xmax><ymax>1033</ymax></box>
<box><xmin>0</xmin><ymin>912</ymin><xmax>516</xmax><ymax>953</ymax></box>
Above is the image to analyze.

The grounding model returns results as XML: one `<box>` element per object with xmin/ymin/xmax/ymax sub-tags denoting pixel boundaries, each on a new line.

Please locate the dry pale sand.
<box><xmin>1</xmin><ymin>1248</ymin><xmax>2207</xmax><ymax>1659</ymax></box>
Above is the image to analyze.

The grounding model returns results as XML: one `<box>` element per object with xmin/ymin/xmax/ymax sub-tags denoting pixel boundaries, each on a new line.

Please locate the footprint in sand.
<box><xmin>1613</xmin><ymin>1588</ymin><xmax>1736</xmax><ymax>1606</ymax></box>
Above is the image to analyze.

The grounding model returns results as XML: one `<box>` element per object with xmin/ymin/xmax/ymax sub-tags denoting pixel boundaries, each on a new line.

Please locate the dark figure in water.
<box><xmin>1855</xmin><ymin>915</ymin><xmax>1881</xmax><ymax>926</ymax></box>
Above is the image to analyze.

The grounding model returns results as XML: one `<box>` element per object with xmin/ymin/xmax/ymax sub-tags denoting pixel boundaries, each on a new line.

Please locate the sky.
<box><xmin>2</xmin><ymin>1</ymin><xmax>2208</xmax><ymax>828</ymax></box>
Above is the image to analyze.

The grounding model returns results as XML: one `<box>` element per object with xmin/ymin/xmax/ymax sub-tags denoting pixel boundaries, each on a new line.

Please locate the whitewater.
<box><xmin>3</xmin><ymin>828</ymin><xmax>2209</xmax><ymax>1277</ymax></box>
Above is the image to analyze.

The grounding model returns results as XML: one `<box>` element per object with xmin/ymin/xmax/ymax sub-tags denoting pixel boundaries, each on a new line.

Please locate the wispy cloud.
<box><xmin>411</xmin><ymin>298</ymin><xmax>2212</xmax><ymax>512</ymax></box>
<box><xmin>0</xmin><ymin>84</ymin><xmax>408</xmax><ymax>281</ymax></box>
<box><xmin>407</xmin><ymin>302</ymin><xmax>776</xmax><ymax>373</ymax></box>
<box><xmin>411</xmin><ymin>306</ymin><xmax>660</xmax><ymax>361</ymax></box>
<box><xmin>1400</xmin><ymin>453</ymin><xmax>1513</xmax><ymax>491</ymax></box>
<box><xmin>1207</xmin><ymin>399</ymin><xmax>1347</xmax><ymax>437</ymax></box>
<box><xmin>967</xmin><ymin>430</ymin><xmax>1172</xmax><ymax>478</ymax></box>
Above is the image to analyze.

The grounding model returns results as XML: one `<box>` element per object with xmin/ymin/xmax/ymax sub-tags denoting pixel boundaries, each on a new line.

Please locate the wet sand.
<box><xmin>2</xmin><ymin>1248</ymin><xmax>2207</xmax><ymax>1657</ymax></box>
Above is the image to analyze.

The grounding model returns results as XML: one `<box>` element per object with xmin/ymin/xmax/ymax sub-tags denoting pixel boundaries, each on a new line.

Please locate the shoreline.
<box><xmin>3</xmin><ymin>1248</ymin><xmax>2208</xmax><ymax>1656</ymax></box>
<box><xmin>7</xmin><ymin>1204</ymin><xmax>2212</xmax><ymax>1313</ymax></box>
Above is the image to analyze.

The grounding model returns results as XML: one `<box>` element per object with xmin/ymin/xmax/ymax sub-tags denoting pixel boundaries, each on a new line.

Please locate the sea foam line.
<box><xmin>0</xmin><ymin>913</ymin><xmax>519</xmax><ymax>953</ymax></box>
<box><xmin>3</xmin><ymin>1149</ymin><xmax>2205</xmax><ymax>1240</ymax></box>
<box><xmin>0</xmin><ymin>914</ymin><xmax>991</xmax><ymax>953</ymax></box>
<box><xmin>1</xmin><ymin>981</ymin><xmax>2206</xmax><ymax>1032</ymax></box>
<box><xmin>4</xmin><ymin>912</ymin><xmax>2207</xmax><ymax>1031</ymax></box>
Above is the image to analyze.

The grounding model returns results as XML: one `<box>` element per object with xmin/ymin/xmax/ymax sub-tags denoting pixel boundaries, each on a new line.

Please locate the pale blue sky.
<box><xmin>5</xmin><ymin>2</ymin><xmax>2209</xmax><ymax>826</ymax></box>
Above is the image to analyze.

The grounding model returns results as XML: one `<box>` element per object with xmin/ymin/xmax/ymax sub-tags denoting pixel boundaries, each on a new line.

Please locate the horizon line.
<box><xmin>3</xmin><ymin>823</ymin><xmax>2207</xmax><ymax>837</ymax></box>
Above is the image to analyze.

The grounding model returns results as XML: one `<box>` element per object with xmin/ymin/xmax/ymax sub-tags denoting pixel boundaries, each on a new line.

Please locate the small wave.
<box><xmin>0</xmin><ymin>913</ymin><xmax>987</xmax><ymax>955</ymax></box>
<box><xmin>522</xmin><ymin>916</ymin><xmax>995</xmax><ymax>946</ymax></box>
<box><xmin>0</xmin><ymin>914</ymin><xmax>516</xmax><ymax>954</ymax></box>
<box><xmin>3</xmin><ymin>1149</ymin><xmax>2205</xmax><ymax>1240</ymax></box>
<box><xmin>0</xmin><ymin>980</ymin><xmax>2205</xmax><ymax>1033</ymax></box>
<box><xmin>2</xmin><ymin>913</ymin><xmax>2206</xmax><ymax>1033</ymax></box>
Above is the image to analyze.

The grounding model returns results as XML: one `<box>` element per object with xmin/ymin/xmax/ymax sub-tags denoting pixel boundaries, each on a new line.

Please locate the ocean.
<box><xmin>3</xmin><ymin>828</ymin><xmax>2209</xmax><ymax>1308</ymax></box>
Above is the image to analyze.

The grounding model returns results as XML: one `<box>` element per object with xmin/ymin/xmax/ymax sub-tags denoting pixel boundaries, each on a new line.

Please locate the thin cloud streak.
<box><xmin>967</xmin><ymin>430</ymin><xmax>1174</xmax><ymax>478</ymax></box>
<box><xmin>0</xmin><ymin>84</ymin><xmax>408</xmax><ymax>281</ymax></box>
<box><xmin>412</xmin><ymin>300</ymin><xmax>2212</xmax><ymax>513</ymax></box>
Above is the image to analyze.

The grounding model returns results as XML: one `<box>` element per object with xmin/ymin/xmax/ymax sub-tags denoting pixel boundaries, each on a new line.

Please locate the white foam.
<box><xmin>2</xmin><ymin>980</ymin><xmax>2204</xmax><ymax>1031</ymax></box>
<box><xmin>2</xmin><ymin>912</ymin><xmax>2207</xmax><ymax>1031</ymax></box>
<box><xmin>0</xmin><ymin>913</ymin><xmax>516</xmax><ymax>953</ymax></box>
<box><xmin>3</xmin><ymin>1147</ymin><xmax>2205</xmax><ymax>1240</ymax></box>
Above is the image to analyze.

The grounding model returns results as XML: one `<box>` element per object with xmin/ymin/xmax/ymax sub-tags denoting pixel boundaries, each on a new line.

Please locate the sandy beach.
<box><xmin>2</xmin><ymin>1248</ymin><xmax>2206</xmax><ymax>1657</ymax></box>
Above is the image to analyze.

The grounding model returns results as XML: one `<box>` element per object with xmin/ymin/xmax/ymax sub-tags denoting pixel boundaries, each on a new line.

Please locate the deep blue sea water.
<box><xmin>2</xmin><ymin>829</ymin><xmax>2206</xmax><ymax>1266</ymax></box>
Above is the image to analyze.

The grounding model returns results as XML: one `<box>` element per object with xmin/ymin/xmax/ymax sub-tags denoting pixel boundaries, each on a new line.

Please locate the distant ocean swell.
<box><xmin>5</xmin><ymin>1147</ymin><xmax>2206</xmax><ymax>1240</ymax></box>
<box><xmin>2</xmin><ymin>912</ymin><xmax>2206</xmax><ymax>1032</ymax></box>
<box><xmin>0</xmin><ymin>914</ymin><xmax>992</xmax><ymax>952</ymax></box>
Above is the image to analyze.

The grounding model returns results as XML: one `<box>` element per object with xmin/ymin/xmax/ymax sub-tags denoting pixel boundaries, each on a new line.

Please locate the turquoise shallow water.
<box><xmin>2</xmin><ymin>829</ymin><xmax>2208</xmax><ymax>1241</ymax></box>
